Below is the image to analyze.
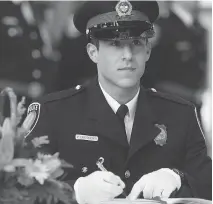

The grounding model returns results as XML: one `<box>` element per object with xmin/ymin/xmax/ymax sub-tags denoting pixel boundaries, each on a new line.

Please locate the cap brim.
<box><xmin>73</xmin><ymin>1</ymin><xmax>159</xmax><ymax>34</ymax></box>
<box><xmin>88</xmin><ymin>21</ymin><xmax>155</xmax><ymax>40</ymax></box>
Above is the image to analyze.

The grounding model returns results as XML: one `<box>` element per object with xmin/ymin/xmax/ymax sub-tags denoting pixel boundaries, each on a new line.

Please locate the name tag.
<box><xmin>75</xmin><ymin>134</ymin><xmax>98</xmax><ymax>142</ymax></box>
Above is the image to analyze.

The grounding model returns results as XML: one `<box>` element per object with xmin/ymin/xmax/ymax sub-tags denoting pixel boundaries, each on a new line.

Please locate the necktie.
<box><xmin>116</xmin><ymin>104</ymin><xmax>128</xmax><ymax>135</ymax></box>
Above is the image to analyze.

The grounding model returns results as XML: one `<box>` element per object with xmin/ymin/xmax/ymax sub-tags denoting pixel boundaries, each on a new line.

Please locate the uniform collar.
<box><xmin>85</xmin><ymin>77</ymin><xmax>160</xmax><ymax>148</ymax></box>
<box><xmin>99</xmin><ymin>82</ymin><xmax>140</xmax><ymax>120</ymax></box>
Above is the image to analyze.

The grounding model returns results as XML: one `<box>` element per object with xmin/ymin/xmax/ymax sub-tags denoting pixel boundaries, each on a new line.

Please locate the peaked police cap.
<box><xmin>73</xmin><ymin>1</ymin><xmax>159</xmax><ymax>40</ymax></box>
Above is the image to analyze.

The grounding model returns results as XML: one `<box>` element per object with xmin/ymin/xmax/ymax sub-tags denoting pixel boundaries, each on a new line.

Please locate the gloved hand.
<box><xmin>74</xmin><ymin>171</ymin><xmax>125</xmax><ymax>204</ymax></box>
<box><xmin>128</xmin><ymin>168</ymin><xmax>181</xmax><ymax>200</ymax></box>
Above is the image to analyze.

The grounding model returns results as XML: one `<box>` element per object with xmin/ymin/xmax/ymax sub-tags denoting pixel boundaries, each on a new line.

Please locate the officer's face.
<box><xmin>87</xmin><ymin>38</ymin><xmax>151</xmax><ymax>90</ymax></box>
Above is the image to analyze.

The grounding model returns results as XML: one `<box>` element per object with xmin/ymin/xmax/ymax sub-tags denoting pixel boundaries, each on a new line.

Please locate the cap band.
<box><xmin>86</xmin><ymin>10</ymin><xmax>149</xmax><ymax>30</ymax></box>
<box><xmin>87</xmin><ymin>21</ymin><xmax>155</xmax><ymax>40</ymax></box>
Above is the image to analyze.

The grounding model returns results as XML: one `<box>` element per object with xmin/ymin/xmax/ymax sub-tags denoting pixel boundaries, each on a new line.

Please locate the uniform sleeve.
<box><xmin>182</xmin><ymin>106</ymin><xmax>212</xmax><ymax>199</ymax></box>
<box><xmin>24</xmin><ymin>101</ymin><xmax>57</xmax><ymax>155</ymax></box>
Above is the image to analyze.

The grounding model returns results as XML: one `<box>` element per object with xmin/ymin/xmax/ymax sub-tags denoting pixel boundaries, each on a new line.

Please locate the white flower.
<box><xmin>31</xmin><ymin>136</ymin><xmax>49</xmax><ymax>148</ymax></box>
<box><xmin>2</xmin><ymin>158</ymin><xmax>33</xmax><ymax>172</ymax></box>
<box><xmin>25</xmin><ymin>159</ymin><xmax>50</xmax><ymax>185</ymax></box>
<box><xmin>37</xmin><ymin>152</ymin><xmax>61</xmax><ymax>174</ymax></box>
<box><xmin>24</xmin><ymin>152</ymin><xmax>63</xmax><ymax>185</ymax></box>
<box><xmin>45</xmin><ymin>158</ymin><xmax>61</xmax><ymax>174</ymax></box>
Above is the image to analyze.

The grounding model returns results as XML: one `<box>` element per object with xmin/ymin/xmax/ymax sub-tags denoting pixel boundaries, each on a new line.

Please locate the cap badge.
<box><xmin>154</xmin><ymin>124</ymin><xmax>167</xmax><ymax>146</ymax></box>
<box><xmin>115</xmin><ymin>0</ymin><xmax>132</xmax><ymax>17</ymax></box>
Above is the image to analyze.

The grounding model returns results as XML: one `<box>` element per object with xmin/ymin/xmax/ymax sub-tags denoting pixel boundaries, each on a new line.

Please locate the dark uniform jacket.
<box><xmin>27</xmin><ymin>77</ymin><xmax>212</xmax><ymax>200</ymax></box>
<box><xmin>0</xmin><ymin>1</ymin><xmax>58</xmax><ymax>94</ymax></box>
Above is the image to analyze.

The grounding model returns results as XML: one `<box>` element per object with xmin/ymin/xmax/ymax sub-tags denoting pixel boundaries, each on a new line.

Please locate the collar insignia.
<box><xmin>115</xmin><ymin>0</ymin><xmax>132</xmax><ymax>17</ymax></box>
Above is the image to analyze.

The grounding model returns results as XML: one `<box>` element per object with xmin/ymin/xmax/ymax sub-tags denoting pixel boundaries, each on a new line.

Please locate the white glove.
<box><xmin>74</xmin><ymin>171</ymin><xmax>125</xmax><ymax>204</ymax></box>
<box><xmin>128</xmin><ymin>168</ymin><xmax>181</xmax><ymax>200</ymax></box>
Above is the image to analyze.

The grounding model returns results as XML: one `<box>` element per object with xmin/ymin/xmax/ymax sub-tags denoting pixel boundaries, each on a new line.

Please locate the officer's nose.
<box><xmin>122</xmin><ymin>44</ymin><xmax>133</xmax><ymax>61</ymax></box>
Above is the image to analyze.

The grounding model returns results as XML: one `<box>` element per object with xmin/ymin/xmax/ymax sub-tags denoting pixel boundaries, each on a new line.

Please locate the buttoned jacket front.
<box><xmin>27</xmin><ymin>78</ymin><xmax>212</xmax><ymax>199</ymax></box>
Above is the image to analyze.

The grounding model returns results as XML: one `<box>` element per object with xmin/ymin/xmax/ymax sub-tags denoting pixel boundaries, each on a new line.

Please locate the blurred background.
<box><xmin>0</xmin><ymin>1</ymin><xmax>212</xmax><ymax>156</ymax></box>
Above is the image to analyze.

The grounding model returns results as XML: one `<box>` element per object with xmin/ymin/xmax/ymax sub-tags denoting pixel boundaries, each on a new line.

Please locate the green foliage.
<box><xmin>0</xmin><ymin>179</ymin><xmax>74</xmax><ymax>204</ymax></box>
<box><xmin>0</xmin><ymin>186</ymin><xmax>28</xmax><ymax>204</ymax></box>
<box><xmin>25</xmin><ymin>180</ymin><xmax>74</xmax><ymax>204</ymax></box>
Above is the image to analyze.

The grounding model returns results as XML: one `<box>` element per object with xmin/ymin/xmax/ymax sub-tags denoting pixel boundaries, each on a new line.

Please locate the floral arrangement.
<box><xmin>0</xmin><ymin>88</ymin><xmax>73</xmax><ymax>204</ymax></box>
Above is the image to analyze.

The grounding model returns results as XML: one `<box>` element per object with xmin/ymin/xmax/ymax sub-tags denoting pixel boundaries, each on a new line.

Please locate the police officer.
<box><xmin>25</xmin><ymin>1</ymin><xmax>212</xmax><ymax>204</ymax></box>
<box><xmin>0</xmin><ymin>1</ymin><xmax>58</xmax><ymax>97</ymax></box>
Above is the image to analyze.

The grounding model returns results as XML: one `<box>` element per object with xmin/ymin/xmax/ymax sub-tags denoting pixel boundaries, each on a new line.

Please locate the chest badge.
<box><xmin>154</xmin><ymin>124</ymin><xmax>167</xmax><ymax>146</ymax></box>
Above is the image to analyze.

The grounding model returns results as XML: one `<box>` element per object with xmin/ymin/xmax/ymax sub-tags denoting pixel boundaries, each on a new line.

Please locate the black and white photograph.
<box><xmin>0</xmin><ymin>1</ymin><xmax>212</xmax><ymax>204</ymax></box>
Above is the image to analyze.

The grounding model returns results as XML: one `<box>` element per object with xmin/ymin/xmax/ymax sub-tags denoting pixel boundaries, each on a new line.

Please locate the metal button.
<box><xmin>75</xmin><ymin>85</ymin><xmax>81</xmax><ymax>90</ymax></box>
<box><xmin>81</xmin><ymin>167</ymin><xmax>88</xmax><ymax>173</ymax></box>
<box><xmin>32</xmin><ymin>49</ymin><xmax>41</xmax><ymax>59</ymax></box>
<box><xmin>32</xmin><ymin>69</ymin><xmax>42</xmax><ymax>79</ymax></box>
<box><xmin>30</xmin><ymin>32</ymin><xmax>38</xmax><ymax>40</ymax></box>
<box><xmin>125</xmin><ymin>170</ymin><xmax>130</xmax><ymax>178</ymax></box>
<box><xmin>151</xmin><ymin>88</ymin><xmax>157</xmax><ymax>92</ymax></box>
<box><xmin>8</xmin><ymin>28</ymin><xmax>18</xmax><ymax>37</ymax></box>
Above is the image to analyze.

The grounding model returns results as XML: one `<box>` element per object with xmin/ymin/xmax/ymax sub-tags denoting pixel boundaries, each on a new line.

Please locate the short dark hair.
<box><xmin>88</xmin><ymin>37</ymin><xmax>99</xmax><ymax>49</ymax></box>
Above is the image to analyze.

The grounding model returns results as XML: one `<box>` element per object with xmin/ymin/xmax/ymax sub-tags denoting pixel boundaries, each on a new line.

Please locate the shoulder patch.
<box><xmin>42</xmin><ymin>86</ymin><xmax>85</xmax><ymax>104</ymax></box>
<box><xmin>146</xmin><ymin>88</ymin><xmax>193</xmax><ymax>106</ymax></box>
<box><xmin>24</xmin><ymin>102</ymin><xmax>41</xmax><ymax>138</ymax></box>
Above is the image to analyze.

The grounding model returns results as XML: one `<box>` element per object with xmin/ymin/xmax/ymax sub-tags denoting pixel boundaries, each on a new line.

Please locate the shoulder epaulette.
<box><xmin>146</xmin><ymin>88</ymin><xmax>194</xmax><ymax>107</ymax></box>
<box><xmin>40</xmin><ymin>84</ymin><xmax>85</xmax><ymax>104</ymax></box>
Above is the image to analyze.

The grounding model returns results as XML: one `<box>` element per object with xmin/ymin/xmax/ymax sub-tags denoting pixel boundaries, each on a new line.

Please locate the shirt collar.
<box><xmin>126</xmin><ymin>89</ymin><xmax>140</xmax><ymax>119</ymax></box>
<box><xmin>99</xmin><ymin>82</ymin><xmax>140</xmax><ymax>119</ymax></box>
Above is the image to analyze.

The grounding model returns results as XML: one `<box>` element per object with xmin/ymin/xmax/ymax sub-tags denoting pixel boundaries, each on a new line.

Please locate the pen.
<box><xmin>96</xmin><ymin>157</ymin><xmax>128</xmax><ymax>198</ymax></box>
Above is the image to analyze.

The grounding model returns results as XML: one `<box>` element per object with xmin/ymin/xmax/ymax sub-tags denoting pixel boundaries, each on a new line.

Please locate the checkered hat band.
<box><xmin>86</xmin><ymin>10</ymin><xmax>149</xmax><ymax>30</ymax></box>
<box><xmin>87</xmin><ymin>21</ymin><xmax>155</xmax><ymax>40</ymax></box>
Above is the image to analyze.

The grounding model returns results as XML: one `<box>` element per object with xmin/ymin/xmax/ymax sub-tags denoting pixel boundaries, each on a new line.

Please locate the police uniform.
<box><xmin>0</xmin><ymin>1</ymin><xmax>58</xmax><ymax>95</ymax></box>
<box><xmin>26</xmin><ymin>0</ymin><xmax>211</xmax><ymax>200</ymax></box>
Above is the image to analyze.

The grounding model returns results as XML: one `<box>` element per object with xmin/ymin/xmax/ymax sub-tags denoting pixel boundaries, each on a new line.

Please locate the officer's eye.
<box><xmin>132</xmin><ymin>39</ymin><xmax>142</xmax><ymax>46</ymax></box>
<box><xmin>110</xmin><ymin>40</ymin><xmax>121</xmax><ymax>47</ymax></box>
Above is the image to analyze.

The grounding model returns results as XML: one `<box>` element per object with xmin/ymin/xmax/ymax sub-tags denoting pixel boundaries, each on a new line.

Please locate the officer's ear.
<box><xmin>87</xmin><ymin>43</ymin><xmax>98</xmax><ymax>64</ymax></box>
<box><xmin>145</xmin><ymin>40</ymin><xmax>152</xmax><ymax>62</ymax></box>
